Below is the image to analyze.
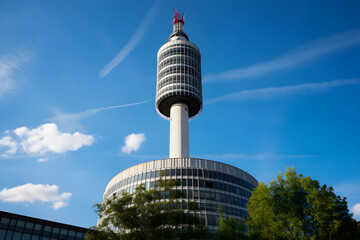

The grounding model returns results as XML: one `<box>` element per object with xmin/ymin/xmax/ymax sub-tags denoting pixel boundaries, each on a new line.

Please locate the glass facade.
<box><xmin>0</xmin><ymin>211</ymin><xmax>87</xmax><ymax>240</ymax></box>
<box><xmin>103</xmin><ymin>158</ymin><xmax>258</xmax><ymax>231</ymax></box>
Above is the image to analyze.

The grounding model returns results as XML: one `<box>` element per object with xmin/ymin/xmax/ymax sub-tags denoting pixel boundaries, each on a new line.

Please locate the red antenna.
<box><xmin>173</xmin><ymin>8</ymin><xmax>184</xmax><ymax>25</ymax></box>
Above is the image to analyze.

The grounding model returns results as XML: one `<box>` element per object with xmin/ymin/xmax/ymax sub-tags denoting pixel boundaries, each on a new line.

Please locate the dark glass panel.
<box><xmin>43</xmin><ymin>226</ymin><xmax>52</xmax><ymax>237</ymax></box>
<box><xmin>22</xmin><ymin>222</ymin><xmax>33</xmax><ymax>234</ymax></box>
<box><xmin>213</xmin><ymin>171</ymin><xmax>218</xmax><ymax>179</ymax></box>
<box><xmin>150</xmin><ymin>171</ymin><xmax>155</xmax><ymax>178</ymax></box>
<box><xmin>76</xmin><ymin>232</ymin><xmax>84</xmax><ymax>240</ymax></box>
<box><xmin>205</xmin><ymin>181</ymin><xmax>213</xmax><ymax>188</ymax></box>
<box><xmin>193</xmin><ymin>179</ymin><xmax>198</xmax><ymax>187</ymax></box>
<box><xmin>15</xmin><ymin>221</ymin><xmax>24</xmax><ymax>232</ymax></box>
<box><xmin>5</xmin><ymin>230</ymin><xmax>13</xmax><ymax>240</ymax></box>
<box><xmin>68</xmin><ymin>230</ymin><xmax>76</xmax><ymax>240</ymax></box>
<box><xmin>188</xmin><ymin>190</ymin><xmax>193</xmax><ymax>198</ymax></box>
<box><xmin>187</xmin><ymin>179</ymin><xmax>192</xmax><ymax>187</ymax></box>
<box><xmin>208</xmin><ymin>171</ymin><xmax>213</xmax><ymax>178</ymax></box>
<box><xmin>199</xmin><ymin>180</ymin><xmax>205</xmax><ymax>188</ymax></box>
<box><xmin>182</xmin><ymin>179</ymin><xmax>187</xmax><ymax>187</ymax></box>
<box><xmin>182</xmin><ymin>169</ymin><xmax>187</xmax><ymax>176</ymax></box>
<box><xmin>33</xmin><ymin>224</ymin><xmax>42</xmax><ymax>235</ymax></box>
<box><xmin>59</xmin><ymin>229</ymin><xmax>68</xmax><ymax>239</ymax></box>
<box><xmin>22</xmin><ymin>233</ymin><xmax>31</xmax><ymax>240</ymax></box>
<box><xmin>12</xmin><ymin>232</ymin><xmax>22</xmax><ymax>240</ymax></box>
<box><xmin>187</xmin><ymin>169</ymin><xmax>192</xmax><ymax>176</ymax></box>
<box><xmin>142</xmin><ymin>172</ymin><xmax>146</xmax><ymax>180</ymax></box>
<box><xmin>218</xmin><ymin>172</ymin><xmax>223</xmax><ymax>180</ymax></box>
<box><xmin>171</xmin><ymin>169</ymin><xmax>175</xmax><ymax>176</ymax></box>
<box><xmin>0</xmin><ymin>217</ymin><xmax>10</xmax><ymax>229</ymax></box>
<box><xmin>52</xmin><ymin>227</ymin><xmax>60</xmax><ymax>238</ymax></box>
<box><xmin>193</xmin><ymin>169</ymin><xmax>198</xmax><ymax>176</ymax></box>
<box><xmin>155</xmin><ymin>170</ymin><xmax>160</xmax><ymax>178</ymax></box>
<box><xmin>0</xmin><ymin>229</ymin><xmax>6</xmax><ymax>239</ymax></box>
<box><xmin>31</xmin><ymin>236</ymin><xmax>40</xmax><ymax>240</ymax></box>
<box><xmin>146</xmin><ymin>172</ymin><xmax>151</xmax><ymax>179</ymax></box>
<box><xmin>203</xmin><ymin>170</ymin><xmax>208</xmax><ymax>178</ymax></box>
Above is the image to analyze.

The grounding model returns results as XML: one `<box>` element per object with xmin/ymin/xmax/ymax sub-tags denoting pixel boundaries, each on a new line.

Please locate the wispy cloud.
<box><xmin>0</xmin><ymin>183</ymin><xmax>71</xmax><ymax>210</ymax></box>
<box><xmin>207</xmin><ymin>79</ymin><xmax>360</xmax><ymax>104</ymax></box>
<box><xmin>99</xmin><ymin>2</ymin><xmax>160</xmax><ymax>78</ymax></box>
<box><xmin>50</xmin><ymin>99</ymin><xmax>153</xmax><ymax>130</ymax></box>
<box><xmin>121</xmin><ymin>133</ymin><xmax>146</xmax><ymax>154</ymax></box>
<box><xmin>205</xmin><ymin>30</ymin><xmax>360</xmax><ymax>82</ymax></box>
<box><xmin>193</xmin><ymin>153</ymin><xmax>317</xmax><ymax>161</ymax></box>
<box><xmin>0</xmin><ymin>49</ymin><xmax>30</xmax><ymax>97</ymax></box>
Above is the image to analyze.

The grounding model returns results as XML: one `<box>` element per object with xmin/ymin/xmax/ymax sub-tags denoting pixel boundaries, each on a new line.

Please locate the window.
<box><xmin>33</xmin><ymin>224</ymin><xmax>42</xmax><ymax>235</ymax></box>
<box><xmin>24</xmin><ymin>222</ymin><xmax>34</xmax><ymax>233</ymax></box>
<box><xmin>150</xmin><ymin>171</ymin><xmax>155</xmax><ymax>178</ymax></box>
<box><xmin>205</xmin><ymin>181</ymin><xmax>213</xmax><ymax>188</ymax></box>
<box><xmin>0</xmin><ymin>217</ymin><xmax>10</xmax><ymax>229</ymax></box>
<box><xmin>44</xmin><ymin>226</ymin><xmax>52</xmax><ymax>237</ymax></box>
<box><xmin>188</xmin><ymin>179</ymin><xmax>192</xmax><ymax>187</ymax></box>
<box><xmin>0</xmin><ymin>229</ymin><xmax>6</xmax><ymax>239</ymax></box>
<box><xmin>5</xmin><ymin>230</ymin><xmax>13</xmax><ymax>240</ymax></box>
<box><xmin>60</xmin><ymin>229</ymin><xmax>68</xmax><ymax>239</ymax></box>
<box><xmin>22</xmin><ymin>233</ymin><xmax>31</xmax><ymax>240</ymax></box>
<box><xmin>15</xmin><ymin>221</ymin><xmax>25</xmax><ymax>232</ymax></box>
<box><xmin>171</xmin><ymin>169</ymin><xmax>175</xmax><ymax>176</ymax></box>
<box><xmin>182</xmin><ymin>179</ymin><xmax>187</xmax><ymax>187</ymax></box>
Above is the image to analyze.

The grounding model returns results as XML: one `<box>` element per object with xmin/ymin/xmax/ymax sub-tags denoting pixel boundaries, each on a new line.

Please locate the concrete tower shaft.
<box><xmin>155</xmin><ymin>9</ymin><xmax>202</xmax><ymax>158</ymax></box>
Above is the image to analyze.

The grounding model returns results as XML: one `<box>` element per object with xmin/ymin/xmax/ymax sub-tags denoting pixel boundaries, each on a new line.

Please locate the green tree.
<box><xmin>216</xmin><ymin>207</ymin><xmax>247</xmax><ymax>240</ymax></box>
<box><xmin>246</xmin><ymin>167</ymin><xmax>360</xmax><ymax>240</ymax></box>
<box><xmin>86</xmin><ymin>176</ymin><xmax>210</xmax><ymax>240</ymax></box>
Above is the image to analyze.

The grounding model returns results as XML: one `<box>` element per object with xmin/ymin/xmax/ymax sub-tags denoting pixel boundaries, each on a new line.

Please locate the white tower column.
<box><xmin>169</xmin><ymin>103</ymin><xmax>189</xmax><ymax>158</ymax></box>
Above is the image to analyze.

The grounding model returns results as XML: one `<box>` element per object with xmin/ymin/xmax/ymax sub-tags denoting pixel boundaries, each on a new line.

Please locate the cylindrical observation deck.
<box><xmin>156</xmin><ymin>11</ymin><xmax>202</xmax><ymax>120</ymax></box>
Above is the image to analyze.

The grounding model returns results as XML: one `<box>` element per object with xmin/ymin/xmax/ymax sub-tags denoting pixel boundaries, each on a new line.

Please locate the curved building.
<box><xmin>103</xmin><ymin>158</ymin><xmax>257</xmax><ymax>231</ymax></box>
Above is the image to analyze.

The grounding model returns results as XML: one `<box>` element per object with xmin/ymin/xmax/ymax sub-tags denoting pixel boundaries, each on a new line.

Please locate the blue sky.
<box><xmin>0</xmin><ymin>0</ymin><xmax>360</xmax><ymax>227</ymax></box>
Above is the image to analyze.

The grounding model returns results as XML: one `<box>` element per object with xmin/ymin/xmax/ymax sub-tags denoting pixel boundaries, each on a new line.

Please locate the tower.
<box><xmin>102</xmin><ymin>9</ymin><xmax>257</xmax><ymax>232</ymax></box>
<box><xmin>156</xmin><ymin>9</ymin><xmax>202</xmax><ymax>158</ymax></box>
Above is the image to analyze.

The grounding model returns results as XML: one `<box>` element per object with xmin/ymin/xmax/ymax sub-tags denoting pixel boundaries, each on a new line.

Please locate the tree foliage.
<box><xmin>246</xmin><ymin>167</ymin><xmax>360</xmax><ymax>240</ymax></box>
<box><xmin>216</xmin><ymin>207</ymin><xmax>247</xmax><ymax>240</ymax></box>
<box><xmin>86</xmin><ymin>177</ymin><xmax>210</xmax><ymax>240</ymax></box>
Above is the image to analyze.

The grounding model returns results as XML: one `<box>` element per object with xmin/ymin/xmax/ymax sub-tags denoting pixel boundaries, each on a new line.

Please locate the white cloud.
<box><xmin>205</xmin><ymin>29</ymin><xmax>360</xmax><ymax>82</ymax></box>
<box><xmin>99</xmin><ymin>2</ymin><xmax>160</xmax><ymax>78</ymax></box>
<box><xmin>0</xmin><ymin>49</ymin><xmax>30</xmax><ymax>97</ymax></box>
<box><xmin>0</xmin><ymin>183</ymin><xmax>71</xmax><ymax>210</ymax></box>
<box><xmin>0</xmin><ymin>136</ymin><xmax>18</xmax><ymax>157</ymax></box>
<box><xmin>207</xmin><ymin>79</ymin><xmax>360</xmax><ymax>104</ymax></box>
<box><xmin>121</xmin><ymin>133</ymin><xmax>145</xmax><ymax>154</ymax></box>
<box><xmin>50</xmin><ymin>99</ymin><xmax>153</xmax><ymax>131</ymax></box>
<box><xmin>0</xmin><ymin>123</ymin><xmax>94</xmax><ymax>157</ymax></box>
<box><xmin>351</xmin><ymin>204</ymin><xmax>360</xmax><ymax>217</ymax></box>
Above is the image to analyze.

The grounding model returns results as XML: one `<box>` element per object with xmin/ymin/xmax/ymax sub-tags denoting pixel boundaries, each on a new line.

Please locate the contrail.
<box><xmin>50</xmin><ymin>99</ymin><xmax>153</xmax><ymax>127</ymax></box>
<box><xmin>207</xmin><ymin>79</ymin><xmax>360</xmax><ymax>103</ymax></box>
<box><xmin>99</xmin><ymin>2</ymin><xmax>160</xmax><ymax>78</ymax></box>
<box><xmin>204</xmin><ymin>30</ymin><xmax>360</xmax><ymax>82</ymax></box>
